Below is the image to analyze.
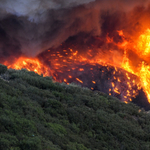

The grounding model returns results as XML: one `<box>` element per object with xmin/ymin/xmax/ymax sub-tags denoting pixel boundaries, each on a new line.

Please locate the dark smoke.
<box><xmin>0</xmin><ymin>0</ymin><xmax>149</xmax><ymax>60</ymax></box>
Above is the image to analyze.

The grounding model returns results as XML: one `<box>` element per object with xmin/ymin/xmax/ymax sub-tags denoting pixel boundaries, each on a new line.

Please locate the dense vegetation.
<box><xmin>0</xmin><ymin>64</ymin><xmax>150</xmax><ymax>150</ymax></box>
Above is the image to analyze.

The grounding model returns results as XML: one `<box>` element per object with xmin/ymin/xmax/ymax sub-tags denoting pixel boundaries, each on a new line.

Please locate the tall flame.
<box><xmin>136</xmin><ymin>29</ymin><xmax>150</xmax><ymax>56</ymax></box>
<box><xmin>121</xmin><ymin>29</ymin><xmax>150</xmax><ymax>103</ymax></box>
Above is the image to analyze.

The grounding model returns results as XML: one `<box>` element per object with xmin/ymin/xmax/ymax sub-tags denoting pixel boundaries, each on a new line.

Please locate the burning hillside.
<box><xmin>1</xmin><ymin>0</ymin><xmax>150</xmax><ymax>108</ymax></box>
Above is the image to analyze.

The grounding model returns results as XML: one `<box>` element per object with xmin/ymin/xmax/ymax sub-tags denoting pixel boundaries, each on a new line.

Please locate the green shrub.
<box><xmin>46</xmin><ymin>123</ymin><xmax>67</xmax><ymax>136</ymax></box>
<box><xmin>20</xmin><ymin>137</ymin><xmax>42</xmax><ymax>150</ymax></box>
<box><xmin>0</xmin><ymin>133</ymin><xmax>18</xmax><ymax>150</ymax></box>
<box><xmin>0</xmin><ymin>64</ymin><xmax>7</xmax><ymax>74</ymax></box>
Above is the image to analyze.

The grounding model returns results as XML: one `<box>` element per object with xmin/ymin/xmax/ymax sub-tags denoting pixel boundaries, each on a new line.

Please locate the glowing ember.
<box><xmin>76</xmin><ymin>78</ymin><xmax>83</xmax><ymax>83</ymax></box>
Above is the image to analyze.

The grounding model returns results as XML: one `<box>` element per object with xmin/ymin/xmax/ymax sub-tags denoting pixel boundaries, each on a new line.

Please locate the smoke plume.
<box><xmin>0</xmin><ymin>0</ymin><xmax>149</xmax><ymax>59</ymax></box>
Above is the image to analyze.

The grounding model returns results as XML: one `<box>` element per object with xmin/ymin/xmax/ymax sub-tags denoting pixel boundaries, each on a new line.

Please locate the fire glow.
<box><xmin>4</xmin><ymin>57</ymin><xmax>50</xmax><ymax>77</ymax></box>
<box><xmin>3</xmin><ymin>29</ymin><xmax>150</xmax><ymax>103</ymax></box>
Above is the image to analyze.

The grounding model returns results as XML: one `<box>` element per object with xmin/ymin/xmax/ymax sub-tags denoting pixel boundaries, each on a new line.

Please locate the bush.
<box><xmin>20</xmin><ymin>137</ymin><xmax>42</xmax><ymax>150</ymax></box>
<box><xmin>0</xmin><ymin>133</ymin><xmax>18</xmax><ymax>150</ymax></box>
<box><xmin>0</xmin><ymin>64</ymin><xmax>7</xmax><ymax>74</ymax></box>
<box><xmin>46</xmin><ymin>123</ymin><xmax>67</xmax><ymax>136</ymax></box>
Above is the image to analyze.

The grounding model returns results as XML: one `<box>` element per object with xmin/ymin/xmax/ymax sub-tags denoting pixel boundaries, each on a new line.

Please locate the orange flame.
<box><xmin>120</xmin><ymin>29</ymin><xmax>150</xmax><ymax>102</ymax></box>
<box><xmin>136</xmin><ymin>29</ymin><xmax>150</xmax><ymax>56</ymax></box>
<box><xmin>4</xmin><ymin>57</ymin><xmax>50</xmax><ymax>77</ymax></box>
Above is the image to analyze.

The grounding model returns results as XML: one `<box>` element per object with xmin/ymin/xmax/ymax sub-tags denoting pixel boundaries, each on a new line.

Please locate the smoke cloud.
<box><xmin>0</xmin><ymin>0</ymin><xmax>149</xmax><ymax>59</ymax></box>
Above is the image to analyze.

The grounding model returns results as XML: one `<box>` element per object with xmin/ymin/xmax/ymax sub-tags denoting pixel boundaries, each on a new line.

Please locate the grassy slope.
<box><xmin>0</xmin><ymin>64</ymin><xmax>150</xmax><ymax>150</ymax></box>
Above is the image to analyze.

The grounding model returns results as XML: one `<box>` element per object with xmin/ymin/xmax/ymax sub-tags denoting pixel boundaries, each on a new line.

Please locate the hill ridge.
<box><xmin>0</xmin><ymin>64</ymin><xmax>150</xmax><ymax>150</ymax></box>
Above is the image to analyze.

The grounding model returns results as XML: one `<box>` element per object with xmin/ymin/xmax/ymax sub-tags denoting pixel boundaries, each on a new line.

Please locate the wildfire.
<box><xmin>3</xmin><ymin>28</ymin><xmax>150</xmax><ymax>103</ymax></box>
<box><xmin>120</xmin><ymin>29</ymin><xmax>150</xmax><ymax>103</ymax></box>
<box><xmin>136</xmin><ymin>29</ymin><xmax>150</xmax><ymax>56</ymax></box>
<box><xmin>4</xmin><ymin>57</ymin><xmax>50</xmax><ymax>77</ymax></box>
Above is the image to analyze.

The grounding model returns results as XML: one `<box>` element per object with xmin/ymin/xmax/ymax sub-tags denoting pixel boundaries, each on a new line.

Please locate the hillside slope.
<box><xmin>0</xmin><ymin>64</ymin><xmax>150</xmax><ymax>150</ymax></box>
